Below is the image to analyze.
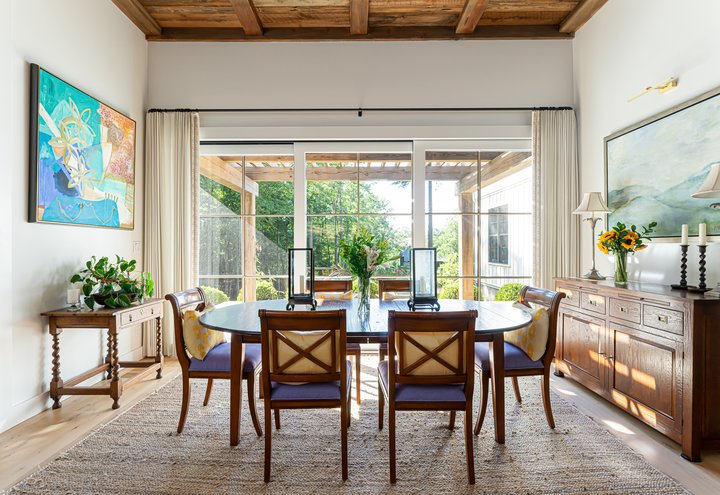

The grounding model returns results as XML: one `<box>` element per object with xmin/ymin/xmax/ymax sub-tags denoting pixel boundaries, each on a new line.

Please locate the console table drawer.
<box><xmin>557</xmin><ymin>285</ymin><xmax>580</xmax><ymax>307</ymax></box>
<box><xmin>120</xmin><ymin>304</ymin><xmax>161</xmax><ymax>327</ymax></box>
<box><xmin>580</xmin><ymin>292</ymin><xmax>606</xmax><ymax>315</ymax></box>
<box><xmin>609</xmin><ymin>298</ymin><xmax>641</xmax><ymax>324</ymax></box>
<box><xmin>643</xmin><ymin>305</ymin><xmax>684</xmax><ymax>336</ymax></box>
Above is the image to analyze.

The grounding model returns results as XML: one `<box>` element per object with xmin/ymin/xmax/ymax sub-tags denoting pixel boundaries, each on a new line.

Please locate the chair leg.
<box><xmin>247</xmin><ymin>373</ymin><xmax>263</xmax><ymax>437</ymax></box>
<box><xmin>389</xmin><ymin>404</ymin><xmax>397</xmax><ymax>484</ymax></box>
<box><xmin>264</xmin><ymin>404</ymin><xmax>272</xmax><ymax>483</ymax></box>
<box><xmin>355</xmin><ymin>354</ymin><xmax>361</xmax><ymax>405</ymax></box>
<box><xmin>341</xmin><ymin>399</ymin><xmax>349</xmax><ymax>481</ymax></box>
<box><xmin>274</xmin><ymin>409</ymin><xmax>281</xmax><ymax>430</ymax></box>
<box><xmin>203</xmin><ymin>378</ymin><xmax>213</xmax><ymax>406</ymax></box>
<box><xmin>541</xmin><ymin>371</ymin><xmax>556</xmax><ymax>429</ymax></box>
<box><xmin>347</xmin><ymin>378</ymin><xmax>352</xmax><ymax>428</ymax></box>
<box><xmin>378</xmin><ymin>376</ymin><xmax>384</xmax><ymax>430</ymax></box>
<box><xmin>464</xmin><ymin>403</ymin><xmax>476</xmax><ymax>485</ymax></box>
<box><xmin>473</xmin><ymin>370</ymin><xmax>490</xmax><ymax>435</ymax></box>
<box><xmin>448</xmin><ymin>411</ymin><xmax>456</xmax><ymax>430</ymax></box>
<box><xmin>177</xmin><ymin>372</ymin><xmax>190</xmax><ymax>434</ymax></box>
<box><xmin>512</xmin><ymin>376</ymin><xmax>522</xmax><ymax>404</ymax></box>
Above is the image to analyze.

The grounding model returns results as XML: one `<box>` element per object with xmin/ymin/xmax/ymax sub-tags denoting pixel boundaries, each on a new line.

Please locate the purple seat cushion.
<box><xmin>474</xmin><ymin>342</ymin><xmax>544</xmax><ymax>371</ymax></box>
<box><xmin>189</xmin><ymin>342</ymin><xmax>261</xmax><ymax>374</ymax></box>
<box><xmin>377</xmin><ymin>360</ymin><xmax>466</xmax><ymax>403</ymax></box>
<box><xmin>270</xmin><ymin>360</ymin><xmax>352</xmax><ymax>401</ymax></box>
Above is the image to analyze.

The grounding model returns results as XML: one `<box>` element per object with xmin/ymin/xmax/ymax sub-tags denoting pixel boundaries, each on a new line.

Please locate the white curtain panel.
<box><xmin>143</xmin><ymin>111</ymin><xmax>200</xmax><ymax>356</ymax></box>
<box><xmin>532</xmin><ymin>109</ymin><xmax>580</xmax><ymax>290</ymax></box>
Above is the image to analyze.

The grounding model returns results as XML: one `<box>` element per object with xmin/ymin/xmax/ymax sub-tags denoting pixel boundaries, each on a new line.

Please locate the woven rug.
<box><xmin>9</xmin><ymin>363</ymin><xmax>687</xmax><ymax>495</ymax></box>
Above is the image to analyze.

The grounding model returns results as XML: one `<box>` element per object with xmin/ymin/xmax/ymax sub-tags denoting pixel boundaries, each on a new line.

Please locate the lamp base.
<box><xmin>582</xmin><ymin>269</ymin><xmax>605</xmax><ymax>280</ymax></box>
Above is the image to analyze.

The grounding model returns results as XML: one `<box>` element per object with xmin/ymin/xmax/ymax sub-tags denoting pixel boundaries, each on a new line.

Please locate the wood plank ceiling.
<box><xmin>112</xmin><ymin>0</ymin><xmax>608</xmax><ymax>42</ymax></box>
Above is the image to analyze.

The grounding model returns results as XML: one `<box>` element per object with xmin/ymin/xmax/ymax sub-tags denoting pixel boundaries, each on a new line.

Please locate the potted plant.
<box><xmin>597</xmin><ymin>221</ymin><xmax>657</xmax><ymax>285</ymax></box>
<box><xmin>70</xmin><ymin>255</ymin><xmax>154</xmax><ymax>310</ymax></box>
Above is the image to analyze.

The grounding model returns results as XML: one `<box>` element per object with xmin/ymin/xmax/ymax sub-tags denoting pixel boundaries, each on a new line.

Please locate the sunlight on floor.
<box><xmin>602</xmin><ymin>419</ymin><xmax>636</xmax><ymax>436</ymax></box>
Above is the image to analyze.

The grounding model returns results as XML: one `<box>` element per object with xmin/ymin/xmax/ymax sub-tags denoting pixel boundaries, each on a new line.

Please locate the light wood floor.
<box><xmin>1</xmin><ymin>358</ymin><xmax>719</xmax><ymax>494</ymax></box>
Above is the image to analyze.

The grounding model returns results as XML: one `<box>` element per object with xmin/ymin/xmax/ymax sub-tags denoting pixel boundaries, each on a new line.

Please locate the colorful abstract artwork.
<box><xmin>29</xmin><ymin>64</ymin><xmax>136</xmax><ymax>229</ymax></box>
<box><xmin>606</xmin><ymin>88</ymin><xmax>720</xmax><ymax>238</ymax></box>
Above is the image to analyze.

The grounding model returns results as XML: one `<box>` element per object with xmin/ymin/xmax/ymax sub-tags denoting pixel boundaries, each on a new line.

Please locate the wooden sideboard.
<box><xmin>553</xmin><ymin>277</ymin><xmax>720</xmax><ymax>462</ymax></box>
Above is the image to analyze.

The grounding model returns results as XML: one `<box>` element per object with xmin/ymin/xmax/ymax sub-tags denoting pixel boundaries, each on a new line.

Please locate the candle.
<box><xmin>66</xmin><ymin>288</ymin><xmax>80</xmax><ymax>306</ymax></box>
<box><xmin>681</xmin><ymin>224</ymin><xmax>688</xmax><ymax>245</ymax></box>
<box><xmin>699</xmin><ymin>223</ymin><xmax>707</xmax><ymax>246</ymax></box>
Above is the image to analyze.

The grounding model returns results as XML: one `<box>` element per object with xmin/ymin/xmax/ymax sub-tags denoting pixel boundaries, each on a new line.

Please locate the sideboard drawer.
<box><xmin>643</xmin><ymin>305</ymin><xmax>684</xmax><ymax>336</ymax></box>
<box><xmin>557</xmin><ymin>285</ymin><xmax>580</xmax><ymax>307</ymax></box>
<box><xmin>580</xmin><ymin>292</ymin><xmax>606</xmax><ymax>315</ymax></box>
<box><xmin>120</xmin><ymin>304</ymin><xmax>161</xmax><ymax>327</ymax></box>
<box><xmin>609</xmin><ymin>298</ymin><xmax>641</xmax><ymax>324</ymax></box>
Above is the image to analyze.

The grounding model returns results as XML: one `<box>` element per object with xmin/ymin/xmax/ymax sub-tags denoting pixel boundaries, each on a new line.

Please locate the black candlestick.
<box><xmin>670</xmin><ymin>245</ymin><xmax>689</xmax><ymax>290</ymax></box>
<box><xmin>687</xmin><ymin>245</ymin><xmax>712</xmax><ymax>293</ymax></box>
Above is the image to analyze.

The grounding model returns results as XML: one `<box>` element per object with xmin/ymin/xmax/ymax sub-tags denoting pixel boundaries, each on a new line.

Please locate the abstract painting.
<box><xmin>29</xmin><ymin>64</ymin><xmax>136</xmax><ymax>229</ymax></box>
<box><xmin>605</xmin><ymin>88</ymin><xmax>720</xmax><ymax>238</ymax></box>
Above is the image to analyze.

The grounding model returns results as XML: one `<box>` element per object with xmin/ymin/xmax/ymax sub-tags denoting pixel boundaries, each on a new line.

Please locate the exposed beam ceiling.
<box><xmin>456</xmin><ymin>0</ymin><xmax>489</xmax><ymax>35</ymax></box>
<box><xmin>559</xmin><ymin>0</ymin><xmax>608</xmax><ymax>33</ymax></box>
<box><xmin>350</xmin><ymin>0</ymin><xmax>369</xmax><ymax>36</ymax></box>
<box><xmin>457</xmin><ymin>152</ymin><xmax>532</xmax><ymax>193</ymax></box>
<box><xmin>111</xmin><ymin>0</ymin><xmax>160</xmax><ymax>36</ymax></box>
<box><xmin>228</xmin><ymin>0</ymin><xmax>263</xmax><ymax>36</ymax></box>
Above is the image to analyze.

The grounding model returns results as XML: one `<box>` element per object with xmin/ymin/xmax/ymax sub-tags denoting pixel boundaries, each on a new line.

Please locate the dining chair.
<box><xmin>378</xmin><ymin>310</ymin><xmax>478</xmax><ymax>484</ymax></box>
<box><xmin>166</xmin><ymin>287</ymin><xmax>263</xmax><ymax>436</ymax></box>
<box><xmin>258</xmin><ymin>309</ymin><xmax>352</xmax><ymax>482</ymax></box>
<box><xmin>473</xmin><ymin>286</ymin><xmax>565</xmax><ymax>435</ymax></box>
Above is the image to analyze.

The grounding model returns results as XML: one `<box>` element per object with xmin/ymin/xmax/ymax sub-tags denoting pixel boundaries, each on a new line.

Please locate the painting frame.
<box><xmin>604</xmin><ymin>85</ymin><xmax>720</xmax><ymax>241</ymax></box>
<box><xmin>29</xmin><ymin>63</ymin><xmax>137</xmax><ymax>230</ymax></box>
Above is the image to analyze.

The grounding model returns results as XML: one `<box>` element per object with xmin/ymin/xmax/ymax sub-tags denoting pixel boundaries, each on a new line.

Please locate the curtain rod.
<box><xmin>148</xmin><ymin>106</ymin><xmax>573</xmax><ymax>116</ymax></box>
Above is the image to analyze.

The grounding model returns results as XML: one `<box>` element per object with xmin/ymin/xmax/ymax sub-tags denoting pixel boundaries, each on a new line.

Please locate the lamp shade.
<box><xmin>692</xmin><ymin>163</ymin><xmax>720</xmax><ymax>198</ymax></box>
<box><xmin>574</xmin><ymin>192</ymin><xmax>611</xmax><ymax>214</ymax></box>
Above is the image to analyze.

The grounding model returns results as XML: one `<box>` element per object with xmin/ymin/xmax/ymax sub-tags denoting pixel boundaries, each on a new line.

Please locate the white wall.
<box><xmin>0</xmin><ymin>0</ymin><xmax>148</xmax><ymax>433</ymax></box>
<box><xmin>574</xmin><ymin>0</ymin><xmax>720</xmax><ymax>286</ymax></box>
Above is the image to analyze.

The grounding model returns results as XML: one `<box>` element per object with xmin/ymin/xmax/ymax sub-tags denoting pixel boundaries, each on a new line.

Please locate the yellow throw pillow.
<box><xmin>504</xmin><ymin>302</ymin><xmax>549</xmax><ymax>361</ymax></box>
<box><xmin>183</xmin><ymin>304</ymin><xmax>226</xmax><ymax>360</ymax></box>
<box><xmin>315</xmin><ymin>290</ymin><xmax>353</xmax><ymax>301</ymax></box>
<box><xmin>382</xmin><ymin>291</ymin><xmax>410</xmax><ymax>301</ymax></box>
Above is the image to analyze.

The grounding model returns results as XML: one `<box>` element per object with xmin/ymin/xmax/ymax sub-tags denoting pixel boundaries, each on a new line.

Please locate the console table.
<box><xmin>554</xmin><ymin>278</ymin><xmax>720</xmax><ymax>461</ymax></box>
<box><xmin>42</xmin><ymin>298</ymin><xmax>164</xmax><ymax>410</ymax></box>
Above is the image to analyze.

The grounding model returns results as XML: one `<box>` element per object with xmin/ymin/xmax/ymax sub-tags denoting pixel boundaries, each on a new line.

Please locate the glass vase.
<box><xmin>614</xmin><ymin>251</ymin><xmax>628</xmax><ymax>286</ymax></box>
<box><xmin>357</xmin><ymin>276</ymin><xmax>371</xmax><ymax>319</ymax></box>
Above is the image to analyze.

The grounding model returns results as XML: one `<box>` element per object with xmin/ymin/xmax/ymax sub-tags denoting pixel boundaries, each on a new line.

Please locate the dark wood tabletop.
<box><xmin>200</xmin><ymin>298</ymin><xmax>532</xmax><ymax>338</ymax></box>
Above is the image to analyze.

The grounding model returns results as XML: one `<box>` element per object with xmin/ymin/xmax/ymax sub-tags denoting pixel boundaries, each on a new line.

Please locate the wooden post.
<box><xmin>244</xmin><ymin>190</ymin><xmax>257</xmax><ymax>301</ymax></box>
<box><xmin>459</xmin><ymin>192</ymin><xmax>475</xmax><ymax>300</ymax></box>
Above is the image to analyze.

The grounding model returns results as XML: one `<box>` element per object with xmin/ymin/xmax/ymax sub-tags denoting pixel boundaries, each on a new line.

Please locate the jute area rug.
<box><xmin>9</xmin><ymin>363</ymin><xmax>687</xmax><ymax>495</ymax></box>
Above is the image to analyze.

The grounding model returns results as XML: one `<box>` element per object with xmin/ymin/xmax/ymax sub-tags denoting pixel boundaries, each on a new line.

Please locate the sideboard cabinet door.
<box><xmin>558</xmin><ymin>310</ymin><xmax>606</xmax><ymax>395</ymax></box>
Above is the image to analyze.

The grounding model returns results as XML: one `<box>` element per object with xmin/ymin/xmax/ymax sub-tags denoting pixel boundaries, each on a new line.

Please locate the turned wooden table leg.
<box><xmin>49</xmin><ymin>319</ymin><xmax>63</xmax><ymax>409</ymax></box>
<box><xmin>230</xmin><ymin>334</ymin><xmax>245</xmax><ymax>446</ymax></box>
<box><xmin>109</xmin><ymin>321</ymin><xmax>122</xmax><ymax>409</ymax></box>
<box><xmin>155</xmin><ymin>316</ymin><xmax>163</xmax><ymax>379</ymax></box>
<box><xmin>105</xmin><ymin>328</ymin><xmax>113</xmax><ymax>379</ymax></box>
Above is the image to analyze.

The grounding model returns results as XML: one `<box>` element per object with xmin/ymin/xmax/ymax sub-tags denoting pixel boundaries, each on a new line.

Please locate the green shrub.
<box><xmin>495</xmin><ymin>282</ymin><xmax>525</xmax><ymax>302</ymax></box>
<box><xmin>201</xmin><ymin>286</ymin><xmax>229</xmax><ymax>305</ymax></box>
<box><xmin>235</xmin><ymin>289</ymin><xmax>244</xmax><ymax>302</ymax></box>
<box><xmin>256</xmin><ymin>279</ymin><xmax>279</xmax><ymax>301</ymax></box>
<box><xmin>439</xmin><ymin>279</ymin><xmax>459</xmax><ymax>299</ymax></box>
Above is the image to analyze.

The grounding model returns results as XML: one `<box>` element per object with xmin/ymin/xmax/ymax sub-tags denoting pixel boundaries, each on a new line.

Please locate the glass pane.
<box><xmin>199</xmin><ymin>217</ymin><xmax>242</xmax><ymax>277</ymax></box>
<box><xmin>480</xmin><ymin>213</ymin><xmax>533</xmax><ymax>275</ymax></box>
<box><xmin>479</xmin><ymin>278</ymin><xmax>532</xmax><ymax>302</ymax></box>
<box><xmin>199</xmin><ymin>277</ymin><xmax>242</xmax><ymax>304</ymax></box>
<box><xmin>359</xmin><ymin>215</ymin><xmax>412</xmax><ymax>277</ymax></box>
<box><xmin>307</xmin><ymin>158</ymin><xmax>358</xmax><ymax>214</ymax></box>
<box><xmin>307</xmin><ymin>215</ymin><xmax>358</xmax><ymax>278</ymax></box>
<box><xmin>359</xmin><ymin>154</ymin><xmax>412</xmax><ymax>214</ymax></box>
<box><xmin>199</xmin><ymin>173</ymin><xmax>243</xmax><ymax>215</ymax></box>
<box><xmin>480</xmin><ymin>156</ymin><xmax>533</xmax><ymax>213</ymax></box>
<box><xmin>245</xmin><ymin>157</ymin><xmax>294</xmax><ymax>216</ymax></box>
<box><xmin>412</xmin><ymin>249</ymin><xmax>436</xmax><ymax>297</ymax></box>
<box><xmin>288</xmin><ymin>249</ymin><xmax>312</xmax><ymax>297</ymax></box>
<box><xmin>245</xmin><ymin>216</ymin><xmax>293</xmax><ymax>277</ymax></box>
<box><xmin>425</xmin><ymin>151</ymin><xmax>479</xmax><ymax>214</ymax></box>
<box><xmin>245</xmin><ymin>277</ymin><xmax>288</xmax><ymax>302</ymax></box>
<box><xmin>426</xmin><ymin>214</ymin><xmax>478</xmax><ymax>278</ymax></box>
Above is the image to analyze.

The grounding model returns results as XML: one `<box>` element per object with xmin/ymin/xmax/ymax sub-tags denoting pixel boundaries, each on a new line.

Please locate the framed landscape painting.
<box><xmin>605</xmin><ymin>87</ymin><xmax>720</xmax><ymax>238</ymax></box>
<box><xmin>29</xmin><ymin>64</ymin><xmax>136</xmax><ymax>229</ymax></box>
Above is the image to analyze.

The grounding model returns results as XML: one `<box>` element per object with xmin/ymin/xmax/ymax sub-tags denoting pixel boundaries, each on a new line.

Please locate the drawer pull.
<box><xmin>619</xmin><ymin>306</ymin><xmax>627</xmax><ymax>313</ymax></box>
<box><xmin>128</xmin><ymin>314</ymin><xmax>133</xmax><ymax>322</ymax></box>
<box><xmin>588</xmin><ymin>300</ymin><xmax>597</xmax><ymax>306</ymax></box>
<box><xmin>657</xmin><ymin>314</ymin><xmax>669</xmax><ymax>324</ymax></box>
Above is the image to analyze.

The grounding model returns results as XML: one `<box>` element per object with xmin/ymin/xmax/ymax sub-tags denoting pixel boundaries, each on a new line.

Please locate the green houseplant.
<box><xmin>597</xmin><ymin>221</ymin><xmax>657</xmax><ymax>285</ymax></box>
<box><xmin>70</xmin><ymin>256</ymin><xmax>154</xmax><ymax>310</ymax></box>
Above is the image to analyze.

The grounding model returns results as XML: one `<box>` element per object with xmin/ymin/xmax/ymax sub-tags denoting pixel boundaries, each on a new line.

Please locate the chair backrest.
<box><xmin>310</xmin><ymin>279</ymin><xmax>353</xmax><ymax>293</ymax></box>
<box><xmin>258</xmin><ymin>309</ymin><xmax>347</xmax><ymax>390</ymax></box>
<box><xmin>165</xmin><ymin>287</ymin><xmax>207</xmax><ymax>370</ymax></box>
<box><xmin>387</xmin><ymin>310</ymin><xmax>478</xmax><ymax>393</ymax></box>
<box><xmin>518</xmin><ymin>286</ymin><xmax>566</xmax><ymax>367</ymax></box>
<box><xmin>378</xmin><ymin>279</ymin><xmax>410</xmax><ymax>300</ymax></box>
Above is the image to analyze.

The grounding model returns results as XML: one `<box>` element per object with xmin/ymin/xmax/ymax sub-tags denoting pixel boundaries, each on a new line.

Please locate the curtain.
<box><xmin>143</xmin><ymin>111</ymin><xmax>200</xmax><ymax>356</ymax></box>
<box><xmin>532</xmin><ymin>109</ymin><xmax>580</xmax><ymax>290</ymax></box>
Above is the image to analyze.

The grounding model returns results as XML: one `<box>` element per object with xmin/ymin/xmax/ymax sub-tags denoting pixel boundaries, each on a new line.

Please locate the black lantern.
<box><xmin>286</xmin><ymin>248</ymin><xmax>317</xmax><ymax>310</ymax></box>
<box><xmin>408</xmin><ymin>247</ymin><xmax>440</xmax><ymax>311</ymax></box>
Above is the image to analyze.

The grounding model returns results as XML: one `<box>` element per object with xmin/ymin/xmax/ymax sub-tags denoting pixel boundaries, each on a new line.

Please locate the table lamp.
<box><xmin>574</xmin><ymin>192</ymin><xmax>611</xmax><ymax>280</ymax></box>
<box><xmin>692</xmin><ymin>163</ymin><xmax>720</xmax><ymax>198</ymax></box>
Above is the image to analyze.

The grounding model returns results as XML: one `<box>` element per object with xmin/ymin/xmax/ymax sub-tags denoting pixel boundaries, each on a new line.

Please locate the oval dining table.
<box><xmin>200</xmin><ymin>298</ymin><xmax>532</xmax><ymax>447</ymax></box>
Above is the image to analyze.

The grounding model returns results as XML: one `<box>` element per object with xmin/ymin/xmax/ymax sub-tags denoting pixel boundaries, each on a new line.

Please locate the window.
<box><xmin>488</xmin><ymin>205</ymin><xmax>509</xmax><ymax>264</ymax></box>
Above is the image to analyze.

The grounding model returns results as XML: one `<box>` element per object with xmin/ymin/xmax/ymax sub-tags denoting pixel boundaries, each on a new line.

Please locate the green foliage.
<box><xmin>439</xmin><ymin>279</ymin><xmax>459</xmax><ymax>299</ymax></box>
<box><xmin>598</xmin><ymin>221</ymin><xmax>657</xmax><ymax>255</ymax></box>
<box><xmin>495</xmin><ymin>282</ymin><xmax>525</xmax><ymax>302</ymax></box>
<box><xmin>71</xmin><ymin>255</ymin><xmax>154</xmax><ymax>310</ymax></box>
<box><xmin>201</xmin><ymin>286</ymin><xmax>229</xmax><ymax>305</ymax></box>
<box><xmin>338</xmin><ymin>226</ymin><xmax>396</xmax><ymax>280</ymax></box>
<box><xmin>256</xmin><ymin>279</ymin><xmax>279</xmax><ymax>301</ymax></box>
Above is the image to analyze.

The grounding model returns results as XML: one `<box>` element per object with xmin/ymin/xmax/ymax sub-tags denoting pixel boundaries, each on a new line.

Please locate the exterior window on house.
<box><xmin>488</xmin><ymin>205</ymin><xmax>509</xmax><ymax>265</ymax></box>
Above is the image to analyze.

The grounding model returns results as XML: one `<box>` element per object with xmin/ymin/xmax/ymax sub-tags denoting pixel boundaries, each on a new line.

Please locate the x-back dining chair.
<box><xmin>473</xmin><ymin>286</ymin><xmax>565</xmax><ymax>435</ymax></box>
<box><xmin>378</xmin><ymin>310</ymin><xmax>478</xmax><ymax>484</ymax></box>
<box><xmin>165</xmin><ymin>287</ymin><xmax>263</xmax><ymax>436</ymax></box>
<box><xmin>258</xmin><ymin>309</ymin><xmax>352</xmax><ymax>482</ymax></box>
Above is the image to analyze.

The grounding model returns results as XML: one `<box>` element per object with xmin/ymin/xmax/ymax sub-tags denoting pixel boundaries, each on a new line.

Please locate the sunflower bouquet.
<box><xmin>597</xmin><ymin>221</ymin><xmax>657</xmax><ymax>284</ymax></box>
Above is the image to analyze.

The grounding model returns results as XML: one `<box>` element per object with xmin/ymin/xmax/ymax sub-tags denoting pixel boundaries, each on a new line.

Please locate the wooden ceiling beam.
<box><xmin>350</xmin><ymin>0</ymin><xmax>369</xmax><ymax>35</ymax></box>
<box><xmin>457</xmin><ymin>152</ymin><xmax>532</xmax><ymax>193</ymax></box>
<box><xmin>228</xmin><ymin>0</ymin><xmax>263</xmax><ymax>36</ymax></box>
<box><xmin>147</xmin><ymin>25</ymin><xmax>573</xmax><ymax>42</ymax></box>
<box><xmin>111</xmin><ymin>0</ymin><xmax>161</xmax><ymax>36</ymax></box>
<box><xmin>456</xmin><ymin>0</ymin><xmax>489</xmax><ymax>35</ymax></box>
<box><xmin>559</xmin><ymin>0</ymin><xmax>608</xmax><ymax>33</ymax></box>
